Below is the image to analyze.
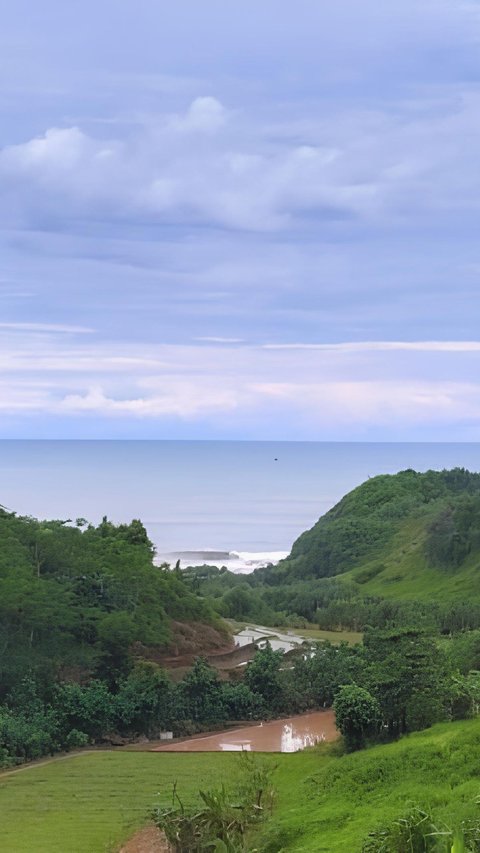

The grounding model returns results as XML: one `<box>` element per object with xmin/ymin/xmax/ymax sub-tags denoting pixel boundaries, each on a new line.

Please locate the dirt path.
<box><xmin>119</xmin><ymin>826</ymin><xmax>170</xmax><ymax>852</ymax></box>
<box><xmin>0</xmin><ymin>749</ymin><xmax>97</xmax><ymax>778</ymax></box>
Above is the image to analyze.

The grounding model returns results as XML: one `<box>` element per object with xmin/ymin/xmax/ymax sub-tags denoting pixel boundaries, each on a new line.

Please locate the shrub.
<box><xmin>153</xmin><ymin>754</ymin><xmax>275</xmax><ymax>852</ymax></box>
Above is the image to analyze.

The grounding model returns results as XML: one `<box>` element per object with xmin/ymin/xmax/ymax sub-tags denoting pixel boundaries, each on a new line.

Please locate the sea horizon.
<box><xmin>1</xmin><ymin>441</ymin><xmax>480</xmax><ymax>572</ymax></box>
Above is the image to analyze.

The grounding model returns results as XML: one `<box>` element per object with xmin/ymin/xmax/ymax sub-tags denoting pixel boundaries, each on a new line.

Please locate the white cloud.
<box><xmin>0</xmin><ymin>330</ymin><xmax>480</xmax><ymax>436</ymax></box>
<box><xmin>195</xmin><ymin>336</ymin><xmax>245</xmax><ymax>344</ymax></box>
<box><xmin>0</xmin><ymin>322</ymin><xmax>93</xmax><ymax>333</ymax></box>
<box><xmin>59</xmin><ymin>381</ymin><xmax>240</xmax><ymax>417</ymax></box>
<box><xmin>263</xmin><ymin>341</ymin><xmax>480</xmax><ymax>353</ymax></box>
<box><xmin>4</xmin><ymin>87</ymin><xmax>480</xmax><ymax>233</ymax></box>
<box><xmin>170</xmin><ymin>96</ymin><xmax>227</xmax><ymax>133</ymax></box>
<box><xmin>253</xmin><ymin>380</ymin><xmax>480</xmax><ymax>424</ymax></box>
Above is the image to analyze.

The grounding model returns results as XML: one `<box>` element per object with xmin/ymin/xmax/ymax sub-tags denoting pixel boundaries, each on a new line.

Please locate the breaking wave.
<box><xmin>156</xmin><ymin>549</ymin><xmax>289</xmax><ymax>574</ymax></box>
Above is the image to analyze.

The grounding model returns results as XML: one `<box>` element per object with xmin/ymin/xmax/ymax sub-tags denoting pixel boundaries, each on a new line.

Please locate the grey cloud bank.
<box><xmin>1</xmin><ymin>0</ymin><xmax>480</xmax><ymax>437</ymax></box>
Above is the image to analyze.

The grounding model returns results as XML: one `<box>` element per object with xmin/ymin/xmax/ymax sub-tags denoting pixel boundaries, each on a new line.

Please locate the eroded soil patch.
<box><xmin>119</xmin><ymin>825</ymin><xmax>169</xmax><ymax>853</ymax></box>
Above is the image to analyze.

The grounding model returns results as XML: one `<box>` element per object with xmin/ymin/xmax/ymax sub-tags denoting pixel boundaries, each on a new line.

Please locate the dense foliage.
<box><xmin>183</xmin><ymin>469</ymin><xmax>480</xmax><ymax>634</ymax></box>
<box><xmin>0</xmin><ymin>660</ymin><xmax>264</xmax><ymax>766</ymax></box>
<box><xmin>5</xmin><ymin>616</ymin><xmax>480</xmax><ymax>767</ymax></box>
<box><xmin>184</xmin><ymin>563</ymin><xmax>480</xmax><ymax>635</ymax></box>
<box><xmin>0</xmin><ymin>506</ymin><xmax>230</xmax><ymax>766</ymax></box>
<box><xmin>280</xmin><ymin>467</ymin><xmax>480</xmax><ymax>581</ymax></box>
<box><xmin>0</xmin><ymin>508</ymin><xmax>220</xmax><ymax>699</ymax></box>
<box><xmin>4</xmin><ymin>471</ymin><xmax>480</xmax><ymax>771</ymax></box>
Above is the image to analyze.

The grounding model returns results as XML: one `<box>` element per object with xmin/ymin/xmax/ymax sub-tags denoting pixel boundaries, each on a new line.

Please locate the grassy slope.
<box><xmin>2</xmin><ymin>719</ymin><xmax>480</xmax><ymax>852</ymax></box>
<box><xmin>276</xmin><ymin>469</ymin><xmax>480</xmax><ymax>602</ymax></box>
<box><xmin>257</xmin><ymin>718</ymin><xmax>480</xmax><ymax>852</ymax></box>
<box><xmin>271</xmin><ymin>625</ymin><xmax>363</xmax><ymax>645</ymax></box>
<box><xmin>345</xmin><ymin>512</ymin><xmax>480</xmax><ymax>601</ymax></box>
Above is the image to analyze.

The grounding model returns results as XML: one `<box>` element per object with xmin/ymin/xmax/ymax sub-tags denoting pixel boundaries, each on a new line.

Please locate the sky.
<box><xmin>2</xmin><ymin>0</ymin><xmax>480</xmax><ymax>439</ymax></box>
<box><xmin>2</xmin><ymin>441</ymin><xmax>480</xmax><ymax>555</ymax></box>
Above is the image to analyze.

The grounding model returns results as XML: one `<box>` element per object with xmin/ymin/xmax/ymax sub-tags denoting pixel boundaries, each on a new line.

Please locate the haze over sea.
<box><xmin>2</xmin><ymin>441</ymin><xmax>480</xmax><ymax>572</ymax></box>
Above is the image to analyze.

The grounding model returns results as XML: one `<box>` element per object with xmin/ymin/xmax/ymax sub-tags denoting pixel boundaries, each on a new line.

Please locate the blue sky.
<box><xmin>2</xmin><ymin>0</ymin><xmax>480</xmax><ymax>438</ymax></box>
<box><xmin>3</xmin><ymin>441</ymin><xmax>480</xmax><ymax>553</ymax></box>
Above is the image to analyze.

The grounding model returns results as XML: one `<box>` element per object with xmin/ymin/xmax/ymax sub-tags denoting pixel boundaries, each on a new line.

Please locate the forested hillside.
<box><xmin>0</xmin><ymin>508</ymin><xmax>223</xmax><ymax>698</ymax></box>
<box><xmin>185</xmin><ymin>468</ymin><xmax>480</xmax><ymax>631</ymax></box>
<box><xmin>5</xmin><ymin>470</ymin><xmax>480</xmax><ymax>771</ymax></box>
<box><xmin>269</xmin><ymin>467</ymin><xmax>480</xmax><ymax>587</ymax></box>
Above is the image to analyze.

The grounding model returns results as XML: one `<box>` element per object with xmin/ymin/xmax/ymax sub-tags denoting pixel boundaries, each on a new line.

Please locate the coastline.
<box><xmin>156</xmin><ymin>548</ymin><xmax>289</xmax><ymax>574</ymax></box>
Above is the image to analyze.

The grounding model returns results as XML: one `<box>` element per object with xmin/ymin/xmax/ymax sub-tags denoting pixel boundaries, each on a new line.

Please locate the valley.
<box><xmin>3</xmin><ymin>467</ymin><xmax>480</xmax><ymax>850</ymax></box>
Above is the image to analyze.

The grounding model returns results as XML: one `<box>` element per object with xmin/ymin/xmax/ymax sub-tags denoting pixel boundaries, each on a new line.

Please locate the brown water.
<box><xmin>153</xmin><ymin>710</ymin><xmax>337</xmax><ymax>753</ymax></box>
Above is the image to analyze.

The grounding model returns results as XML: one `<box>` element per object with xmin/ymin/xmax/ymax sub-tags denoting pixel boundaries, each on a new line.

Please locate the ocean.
<box><xmin>1</xmin><ymin>441</ymin><xmax>479</xmax><ymax>572</ymax></box>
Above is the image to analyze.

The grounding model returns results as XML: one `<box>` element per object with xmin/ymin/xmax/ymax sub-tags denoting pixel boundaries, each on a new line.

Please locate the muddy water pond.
<box><xmin>153</xmin><ymin>710</ymin><xmax>337</xmax><ymax>753</ymax></box>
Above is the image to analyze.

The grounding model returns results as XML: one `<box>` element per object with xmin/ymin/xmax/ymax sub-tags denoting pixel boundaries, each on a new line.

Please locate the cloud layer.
<box><xmin>1</xmin><ymin>329</ymin><xmax>480</xmax><ymax>439</ymax></box>
<box><xmin>4</xmin><ymin>88</ymin><xmax>480</xmax><ymax>234</ymax></box>
<box><xmin>1</xmin><ymin>0</ymin><xmax>480</xmax><ymax>437</ymax></box>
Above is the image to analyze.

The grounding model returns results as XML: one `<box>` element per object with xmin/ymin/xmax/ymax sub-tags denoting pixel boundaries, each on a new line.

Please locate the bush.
<box><xmin>362</xmin><ymin>807</ymin><xmax>480</xmax><ymax>852</ymax></box>
<box><xmin>333</xmin><ymin>684</ymin><xmax>380</xmax><ymax>751</ymax></box>
<box><xmin>64</xmin><ymin>729</ymin><xmax>89</xmax><ymax>749</ymax></box>
<box><xmin>153</xmin><ymin>754</ymin><xmax>275</xmax><ymax>852</ymax></box>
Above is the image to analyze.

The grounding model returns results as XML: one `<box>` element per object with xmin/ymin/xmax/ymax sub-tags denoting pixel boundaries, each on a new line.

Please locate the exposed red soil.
<box><xmin>119</xmin><ymin>825</ymin><xmax>170</xmax><ymax>853</ymax></box>
<box><xmin>137</xmin><ymin>620</ymin><xmax>235</xmax><ymax>671</ymax></box>
<box><xmin>207</xmin><ymin>641</ymin><xmax>257</xmax><ymax>667</ymax></box>
<box><xmin>152</xmin><ymin>640</ymin><xmax>258</xmax><ymax>683</ymax></box>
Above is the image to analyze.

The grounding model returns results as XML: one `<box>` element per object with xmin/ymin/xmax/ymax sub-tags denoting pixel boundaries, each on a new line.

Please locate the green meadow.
<box><xmin>0</xmin><ymin>752</ymin><xmax>239</xmax><ymax>853</ymax></box>
<box><xmin>2</xmin><ymin>717</ymin><xmax>480</xmax><ymax>852</ymax></box>
<box><xmin>284</xmin><ymin>625</ymin><xmax>363</xmax><ymax>645</ymax></box>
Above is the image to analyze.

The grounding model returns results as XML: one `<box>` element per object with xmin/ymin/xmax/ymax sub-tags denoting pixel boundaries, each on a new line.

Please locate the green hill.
<box><xmin>257</xmin><ymin>716</ymin><xmax>480</xmax><ymax>852</ymax></box>
<box><xmin>0</xmin><ymin>507</ymin><xmax>226</xmax><ymax>698</ymax></box>
<box><xmin>265</xmin><ymin>467</ymin><xmax>480</xmax><ymax>602</ymax></box>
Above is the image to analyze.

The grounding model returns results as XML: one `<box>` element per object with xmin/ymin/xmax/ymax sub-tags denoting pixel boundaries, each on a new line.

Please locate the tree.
<box><xmin>306</xmin><ymin>641</ymin><xmax>365</xmax><ymax>707</ymax></box>
<box><xmin>221</xmin><ymin>682</ymin><xmax>264</xmax><ymax>720</ymax></box>
<box><xmin>114</xmin><ymin>662</ymin><xmax>172</xmax><ymax>736</ymax></box>
<box><xmin>333</xmin><ymin>684</ymin><xmax>380</xmax><ymax>751</ymax></box>
<box><xmin>364</xmin><ymin>627</ymin><xmax>447</xmax><ymax>736</ymax></box>
<box><xmin>221</xmin><ymin>585</ymin><xmax>256</xmax><ymax>620</ymax></box>
<box><xmin>176</xmin><ymin>658</ymin><xmax>224</xmax><ymax>724</ymax></box>
<box><xmin>96</xmin><ymin>611</ymin><xmax>136</xmax><ymax>685</ymax></box>
<box><xmin>244</xmin><ymin>642</ymin><xmax>285</xmax><ymax>715</ymax></box>
<box><xmin>54</xmin><ymin>680</ymin><xmax>113</xmax><ymax>742</ymax></box>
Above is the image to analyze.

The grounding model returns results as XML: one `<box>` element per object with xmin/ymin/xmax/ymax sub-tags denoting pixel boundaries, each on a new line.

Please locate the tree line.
<box><xmin>3</xmin><ymin>622</ymin><xmax>480</xmax><ymax>766</ymax></box>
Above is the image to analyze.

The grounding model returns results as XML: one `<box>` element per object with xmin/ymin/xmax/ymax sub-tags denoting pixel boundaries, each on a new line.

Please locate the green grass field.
<box><xmin>282</xmin><ymin>625</ymin><xmax>363</xmax><ymax>645</ymax></box>
<box><xmin>0</xmin><ymin>751</ymin><xmax>240</xmax><ymax>853</ymax></box>
<box><xmin>227</xmin><ymin>620</ymin><xmax>362</xmax><ymax>646</ymax></box>
<box><xmin>2</xmin><ymin>718</ymin><xmax>480</xmax><ymax>852</ymax></box>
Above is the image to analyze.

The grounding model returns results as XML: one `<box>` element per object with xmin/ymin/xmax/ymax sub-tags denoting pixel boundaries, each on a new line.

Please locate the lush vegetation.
<box><xmin>6</xmin><ymin>611</ymin><xmax>478</xmax><ymax>767</ymax></box>
<box><xmin>5</xmin><ymin>471</ymin><xmax>480</xmax><ymax>849</ymax></box>
<box><xmin>1</xmin><ymin>640</ymin><xmax>273</xmax><ymax>766</ymax></box>
<box><xmin>3</xmin><ymin>612</ymin><xmax>476</xmax><ymax>768</ymax></box>
<box><xmin>153</xmin><ymin>753</ymin><xmax>276</xmax><ymax>852</ymax></box>
<box><xmin>4</xmin><ymin>472</ymin><xmax>480</xmax><ymax>767</ymax></box>
<box><xmin>256</xmin><ymin>717</ymin><xmax>480</xmax><ymax>852</ymax></box>
<box><xmin>0</xmin><ymin>508</ymin><xmax>231</xmax><ymax>766</ymax></box>
<box><xmin>281</xmin><ymin>467</ymin><xmax>480</xmax><ymax>581</ymax></box>
<box><xmin>184</xmin><ymin>468</ymin><xmax>480</xmax><ymax>633</ymax></box>
<box><xmin>3</xmin><ymin>719</ymin><xmax>480</xmax><ymax>851</ymax></box>
<box><xmin>0</xmin><ymin>508</ymin><xmax>222</xmax><ymax>695</ymax></box>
